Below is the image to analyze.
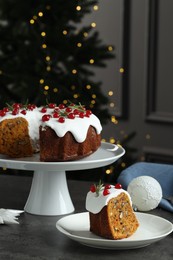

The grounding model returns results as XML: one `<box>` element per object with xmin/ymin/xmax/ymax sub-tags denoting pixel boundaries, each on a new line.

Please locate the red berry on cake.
<box><xmin>3</xmin><ymin>107</ymin><xmax>9</xmax><ymax>112</ymax></box>
<box><xmin>103</xmin><ymin>188</ymin><xmax>110</xmax><ymax>196</ymax></box>
<box><xmin>79</xmin><ymin>112</ymin><xmax>84</xmax><ymax>118</ymax></box>
<box><xmin>115</xmin><ymin>183</ymin><xmax>122</xmax><ymax>189</ymax></box>
<box><xmin>0</xmin><ymin>110</ymin><xmax>6</xmax><ymax>117</ymax></box>
<box><xmin>53</xmin><ymin>112</ymin><xmax>60</xmax><ymax>118</ymax></box>
<box><xmin>12</xmin><ymin>108</ymin><xmax>19</xmax><ymax>115</ymax></box>
<box><xmin>40</xmin><ymin>107</ymin><xmax>47</xmax><ymax>113</ymax></box>
<box><xmin>48</xmin><ymin>103</ymin><xmax>56</xmax><ymax>109</ymax></box>
<box><xmin>65</xmin><ymin>107</ymin><xmax>72</xmax><ymax>113</ymax></box>
<box><xmin>90</xmin><ymin>185</ymin><xmax>96</xmax><ymax>193</ymax></box>
<box><xmin>85</xmin><ymin>110</ymin><xmax>92</xmax><ymax>117</ymax></box>
<box><xmin>105</xmin><ymin>184</ymin><xmax>111</xmax><ymax>189</ymax></box>
<box><xmin>21</xmin><ymin>110</ymin><xmax>27</xmax><ymax>115</ymax></box>
<box><xmin>42</xmin><ymin>114</ymin><xmax>51</xmax><ymax>122</ymax></box>
<box><xmin>27</xmin><ymin>104</ymin><xmax>36</xmax><ymax>110</ymax></box>
<box><xmin>59</xmin><ymin>104</ymin><xmax>65</xmax><ymax>109</ymax></box>
<box><xmin>86</xmin><ymin>109</ymin><xmax>92</xmax><ymax>115</ymax></box>
<box><xmin>67</xmin><ymin>113</ymin><xmax>75</xmax><ymax>119</ymax></box>
<box><xmin>73</xmin><ymin>109</ymin><xmax>80</xmax><ymax>115</ymax></box>
<box><xmin>58</xmin><ymin>116</ymin><xmax>65</xmax><ymax>123</ymax></box>
<box><xmin>13</xmin><ymin>103</ymin><xmax>21</xmax><ymax>109</ymax></box>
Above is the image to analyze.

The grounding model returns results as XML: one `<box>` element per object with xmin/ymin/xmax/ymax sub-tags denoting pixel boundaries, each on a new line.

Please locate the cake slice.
<box><xmin>86</xmin><ymin>182</ymin><xmax>139</xmax><ymax>239</ymax></box>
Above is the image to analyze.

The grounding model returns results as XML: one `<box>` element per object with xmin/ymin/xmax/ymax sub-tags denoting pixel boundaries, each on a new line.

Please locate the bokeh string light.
<box><xmin>29</xmin><ymin>2</ymin><xmax>115</xmax><ymax>105</ymax></box>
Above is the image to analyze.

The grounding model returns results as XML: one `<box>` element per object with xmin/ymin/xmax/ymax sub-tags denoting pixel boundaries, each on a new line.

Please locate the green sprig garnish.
<box><xmin>95</xmin><ymin>180</ymin><xmax>104</xmax><ymax>196</ymax></box>
<box><xmin>68</xmin><ymin>101</ymin><xmax>86</xmax><ymax>112</ymax></box>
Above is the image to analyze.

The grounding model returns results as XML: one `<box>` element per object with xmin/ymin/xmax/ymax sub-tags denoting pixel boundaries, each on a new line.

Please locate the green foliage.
<box><xmin>0</xmin><ymin>0</ymin><xmax>115</xmax><ymax>123</ymax></box>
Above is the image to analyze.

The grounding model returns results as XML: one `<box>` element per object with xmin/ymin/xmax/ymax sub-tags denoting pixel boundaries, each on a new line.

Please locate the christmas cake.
<box><xmin>0</xmin><ymin>102</ymin><xmax>102</xmax><ymax>161</ymax></box>
<box><xmin>86</xmin><ymin>182</ymin><xmax>139</xmax><ymax>240</ymax></box>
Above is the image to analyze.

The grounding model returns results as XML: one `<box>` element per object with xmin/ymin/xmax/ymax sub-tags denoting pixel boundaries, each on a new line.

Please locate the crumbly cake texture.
<box><xmin>0</xmin><ymin>117</ymin><xmax>33</xmax><ymax>157</ymax></box>
<box><xmin>0</xmin><ymin>102</ymin><xmax>102</xmax><ymax>160</ymax></box>
<box><xmin>86</xmin><ymin>183</ymin><xmax>139</xmax><ymax>240</ymax></box>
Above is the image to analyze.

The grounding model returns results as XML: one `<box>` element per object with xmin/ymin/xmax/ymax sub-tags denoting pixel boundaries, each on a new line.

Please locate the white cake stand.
<box><xmin>0</xmin><ymin>142</ymin><xmax>125</xmax><ymax>216</ymax></box>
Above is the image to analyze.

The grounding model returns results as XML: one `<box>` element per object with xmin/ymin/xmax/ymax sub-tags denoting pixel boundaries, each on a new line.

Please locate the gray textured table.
<box><xmin>0</xmin><ymin>174</ymin><xmax>172</xmax><ymax>260</ymax></box>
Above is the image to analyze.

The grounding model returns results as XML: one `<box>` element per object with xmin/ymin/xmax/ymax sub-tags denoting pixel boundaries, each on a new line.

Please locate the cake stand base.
<box><xmin>24</xmin><ymin>170</ymin><xmax>74</xmax><ymax>216</ymax></box>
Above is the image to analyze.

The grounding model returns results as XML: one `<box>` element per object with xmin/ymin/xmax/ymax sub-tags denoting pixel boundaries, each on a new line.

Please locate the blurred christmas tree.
<box><xmin>0</xmin><ymin>0</ymin><xmax>115</xmax><ymax>123</ymax></box>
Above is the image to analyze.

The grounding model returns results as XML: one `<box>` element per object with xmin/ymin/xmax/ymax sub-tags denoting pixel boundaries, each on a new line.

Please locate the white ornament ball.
<box><xmin>127</xmin><ymin>176</ymin><xmax>162</xmax><ymax>211</ymax></box>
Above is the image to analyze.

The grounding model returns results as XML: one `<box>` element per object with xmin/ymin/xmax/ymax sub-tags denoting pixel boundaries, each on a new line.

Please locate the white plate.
<box><xmin>56</xmin><ymin>212</ymin><xmax>173</xmax><ymax>250</ymax></box>
<box><xmin>0</xmin><ymin>142</ymin><xmax>125</xmax><ymax>171</ymax></box>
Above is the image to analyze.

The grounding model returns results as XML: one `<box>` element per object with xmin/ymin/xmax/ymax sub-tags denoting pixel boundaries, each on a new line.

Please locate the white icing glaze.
<box><xmin>0</xmin><ymin>106</ymin><xmax>102</xmax><ymax>143</ymax></box>
<box><xmin>43</xmin><ymin>112</ymin><xmax>101</xmax><ymax>143</ymax></box>
<box><xmin>86</xmin><ymin>185</ymin><xmax>132</xmax><ymax>214</ymax></box>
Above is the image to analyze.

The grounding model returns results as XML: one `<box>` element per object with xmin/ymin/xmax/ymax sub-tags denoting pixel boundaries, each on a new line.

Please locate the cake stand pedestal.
<box><xmin>0</xmin><ymin>142</ymin><xmax>125</xmax><ymax>216</ymax></box>
<box><xmin>24</xmin><ymin>170</ymin><xmax>74</xmax><ymax>215</ymax></box>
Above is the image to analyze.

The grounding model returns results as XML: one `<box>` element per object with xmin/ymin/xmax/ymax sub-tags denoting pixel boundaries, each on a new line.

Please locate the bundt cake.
<box><xmin>0</xmin><ymin>102</ymin><xmax>102</xmax><ymax>161</ymax></box>
<box><xmin>86</xmin><ymin>182</ymin><xmax>139</xmax><ymax>240</ymax></box>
